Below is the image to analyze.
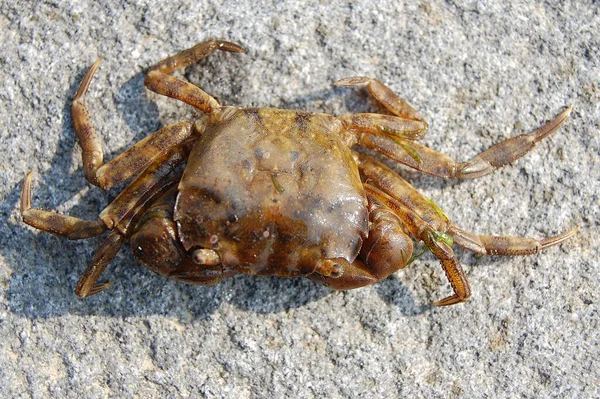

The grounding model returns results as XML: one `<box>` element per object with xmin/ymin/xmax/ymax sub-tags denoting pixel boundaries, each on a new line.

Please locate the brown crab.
<box><xmin>21</xmin><ymin>40</ymin><xmax>578</xmax><ymax>305</ymax></box>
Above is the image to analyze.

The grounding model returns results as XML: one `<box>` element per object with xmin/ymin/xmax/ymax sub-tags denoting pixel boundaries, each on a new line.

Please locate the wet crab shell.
<box><xmin>175</xmin><ymin>107</ymin><xmax>369</xmax><ymax>278</ymax></box>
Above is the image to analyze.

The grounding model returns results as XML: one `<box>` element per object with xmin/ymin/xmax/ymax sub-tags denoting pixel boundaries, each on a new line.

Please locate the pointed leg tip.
<box><xmin>23</xmin><ymin>170</ymin><xmax>34</xmax><ymax>187</ymax></box>
<box><xmin>540</xmin><ymin>226</ymin><xmax>580</xmax><ymax>250</ymax></box>
<box><xmin>334</xmin><ymin>76</ymin><xmax>370</xmax><ymax>87</ymax></box>
<box><xmin>568</xmin><ymin>225</ymin><xmax>580</xmax><ymax>235</ymax></box>
<box><xmin>218</xmin><ymin>41</ymin><xmax>246</xmax><ymax>54</ymax></box>
<box><xmin>74</xmin><ymin>58</ymin><xmax>103</xmax><ymax>100</ymax></box>
<box><xmin>20</xmin><ymin>171</ymin><xmax>34</xmax><ymax>213</ymax></box>
<box><xmin>432</xmin><ymin>294</ymin><xmax>469</xmax><ymax>307</ymax></box>
<box><xmin>88</xmin><ymin>57</ymin><xmax>104</xmax><ymax>73</ymax></box>
<box><xmin>533</xmin><ymin>104</ymin><xmax>574</xmax><ymax>141</ymax></box>
<box><xmin>557</xmin><ymin>104</ymin><xmax>574</xmax><ymax>121</ymax></box>
<box><xmin>76</xmin><ymin>281</ymin><xmax>115</xmax><ymax>298</ymax></box>
<box><xmin>565</xmin><ymin>103</ymin><xmax>574</xmax><ymax>114</ymax></box>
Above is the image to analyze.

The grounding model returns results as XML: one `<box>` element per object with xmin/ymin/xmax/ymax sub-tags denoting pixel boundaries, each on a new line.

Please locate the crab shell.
<box><xmin>175</xmin><ymin>107</ymin><xmax>369</xmax><ymax>278</ymax></box>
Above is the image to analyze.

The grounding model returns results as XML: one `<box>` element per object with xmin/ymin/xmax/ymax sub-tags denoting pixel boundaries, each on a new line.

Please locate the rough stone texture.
<box><xmin>1</xmin><ymin>1</ymin><xmax>598</xmax><ymax>398</ymax></box>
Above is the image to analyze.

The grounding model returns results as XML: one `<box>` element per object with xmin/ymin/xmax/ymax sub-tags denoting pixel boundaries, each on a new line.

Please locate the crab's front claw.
<box><xmin>307</xmin><ymin>258</ymin><xmax>377</xmax><ymax>290</ymax></box>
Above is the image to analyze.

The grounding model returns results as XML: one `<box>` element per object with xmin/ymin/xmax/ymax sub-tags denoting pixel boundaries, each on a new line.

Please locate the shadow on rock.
<box><xmin>374</xmin><ymin>275</ymin><xmax>430</xmax><ymax>316</ymax></box>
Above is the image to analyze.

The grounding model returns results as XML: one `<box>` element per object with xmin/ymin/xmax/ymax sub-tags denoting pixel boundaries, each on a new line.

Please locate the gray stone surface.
<box><xmin>1</xmin><ymin>1</ymin><xmax>598</xmax><ymax>398</ymax></box>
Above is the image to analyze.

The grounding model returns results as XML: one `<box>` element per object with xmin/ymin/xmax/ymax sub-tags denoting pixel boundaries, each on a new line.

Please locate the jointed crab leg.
<box><xmin>359</xmin><ymin>105</ymin><xmax>572</xmax><ymax>179</ymax></box>
<box><xmin>424</xmin><ymin>229</ymin><xmax>471</xmax><ymax>306</ymax></box>
<box><xmin>75</xmin><ymin>230</ymin><xmax>123</xmax><ymax>297</ymax></box>
<box><xmin>357</xmin><ymin>154</ymin><xmax>450</xmax><ymax>230</ymax></box>
<box><xmin>21</xmin><ymin>143</ymin><xmax>192</xmax><ymax>297</ymax></box>
<box><xmin>74</xmin><ymin>173</ymin><xmax>184</xmax><ymax>298</ymax></box>
<box><xmin>448</xmin><ymin>225</ymin><xmax>580</xmax><ymax>256</ymax></box>
<box><xmin>358</xmin><ymin>153</ymin><xmax>578</xmax><ymax>255</ymax></box>
<box><xmin>339</xmin><ymin>113</ymin><xmax>428</xmax><ymax>141</ymax></box>
<box><xmin>338</xmin><ymin>76</ymin><xmax>572</xmax><ymax>180</ymax></box>
<box><xmin>21</xmin><ymin>140</ymin><xmax>190</xmax><ymax>238</ymax></box>
<box><xmin>335</xmin><ymin>77</ymin><xmax>427</xmax><ymax>123</ymax></box>
<box><xmin>358</xmin><ymin>154</ymin><xmax>577</xmax><ymax>304</ymax></box>
<box><xmin>72</xmin><ymin>57</ymin><xmax>198</xmax><ymax>189</ymax></box>
<box><xmin>145</xmin><ymin>40</ymin><xmax>245</xmax><ymax>114</ymax></box>
<box><xmin>364</xmin><ymin>184</ymin><xmax>471</xmax><ymax>305</ymax></box>
<box><xmin>336</xmin><ymin>77</ymin><xmax>429</xmax><ymax>141</ymax></box>
<box><xmin>359</xmin><ymin>153</ymin><xmax>579</xmax><ymax>254</ymax></box>
<box><xmin>20</xmin><ymin>172</ymin><xmax>107</xmax><ymax>239</ymax></box>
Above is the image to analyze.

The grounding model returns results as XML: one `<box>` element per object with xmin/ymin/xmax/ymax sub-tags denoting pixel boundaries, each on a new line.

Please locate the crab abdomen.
<box><xmin>175</xmin><ymin>108</ymin><xmax>368</xmax><ymax>277</ymax></box>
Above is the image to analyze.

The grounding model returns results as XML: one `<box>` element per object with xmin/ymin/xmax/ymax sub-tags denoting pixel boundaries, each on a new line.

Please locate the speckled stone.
<box><xmin>1</xmin><ymin>1</ymin><xmax>598</xmax><ymax>398</ymax></box>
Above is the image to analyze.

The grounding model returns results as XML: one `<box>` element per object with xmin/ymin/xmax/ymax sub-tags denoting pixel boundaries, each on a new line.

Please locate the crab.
<box><xmin>21</xmin><ymin>40</ymin><xmax>578</xmax><ymax>306</ymax></box>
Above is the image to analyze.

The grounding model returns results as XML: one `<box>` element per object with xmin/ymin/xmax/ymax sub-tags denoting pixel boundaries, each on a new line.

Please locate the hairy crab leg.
<box><xmin>448</xmin><ymin>225</ymin><xmax>579</xmax><ymax>256</ymax></box>
<box><xmin>72</xmin><ymin>57</ymin><xmax>200</xmax><ymax>189</ymax></box>
<box><xmin>145</xmin><ymin>40</ymin><xmax>245</xmax><ymax>114</ymax></box>
<box><xmin>364</xmin><ymin>184</ymin><xmax>471</xmax><ymax>305</ymax></box>
<box><xmin>358</xmin><ymin>106</ymin><xmax>572</xmax><ymax>179</ymax></box>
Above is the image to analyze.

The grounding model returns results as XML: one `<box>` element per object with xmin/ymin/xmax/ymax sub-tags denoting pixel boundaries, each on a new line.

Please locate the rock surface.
<box><xmin>1</xmin><ymin>1</ymin><xmax>598</xmax><ymax>398</ymax></box>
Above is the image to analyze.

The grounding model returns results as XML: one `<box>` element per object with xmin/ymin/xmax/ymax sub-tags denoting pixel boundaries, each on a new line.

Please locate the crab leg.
<box><xmin>145</xmin><ymin>40</ymin><xmax>245</xmax><ymax>113</ymax></box>
<box><xmin>72</xmin><ymin>57</ymin><xmax>200</xmax><ymax>189</ymax></box>
<box><xmin>335</xmin><ymin>77</ymin><xmax>427</xmax><ymax>123</ymax></box>
<box><xmin>356</xmin><ymin>153</ymin><xmax>450</xmax><ymax>231</ymax></box>
<box><xmin>20</xmin><ymin>172</ymin><xmax>107</xmax><ymax>239</ymax></box>
<box><xmin>358</xmin><ymin>105</ymin><xmax>572</xmax><ymax>179</ymax></box>
<box><xmin>358</xmin><ymin>153</ymin><xmax>578</xmax><ymax>253</ymax></box>
<box><xmin>21</xmin><ymin>170</ymin><xmax>117</xmax><ymax>297</ymax></box>
<box><xmin>358</xmin><ymin>155</ymin><xmax>577</xmax><ymax>304</ymax></box>
<box><xmin>21</xmin><ymin>141</ymin><xmax>189</xmax><ymax>237</ymax></box>
<box><xmin>22</xmin><ymin>142</ymin><xmax>193</xmax><ymax>297</ymax></box>
<box><xmin>358</xmin><ymin>153</ymin><xmax>577</xmax><ymax>253</ymax></box>
<box><xmin>448</xmin><ymin>225</ymin><xmax>579</xmax><ymax>256</ymax></box>
<box><xmin>423</xmin><ymin>229</ymin><xmax>471</xmax><ymax>306</ymax></box>
<box><xmin>364</xmin><ymin>184</ymin><xmax>471</xmax><ymax>306</ymax></box>
<box><xmin>74</xmin><ymin>231</ymin><xmax>123</xmax><ymax>297</ymax></box>
<box><xmin>339</xmin><ymin>113</ymin><xmax>428</xmax><ymax>141</ymax></box>
<box><xmin>336</xmin><ymin>77</ymin><xmax>429</xmax><ymax>141</ymax></box>
<box><xmin>74</xmin><ymin>163</ymin><xmax>184</xmax><ymax>298</ymax></box>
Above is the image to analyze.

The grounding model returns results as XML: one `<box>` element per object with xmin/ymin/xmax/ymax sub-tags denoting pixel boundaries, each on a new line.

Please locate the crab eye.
<box><xmin>192</xmin><ymin>248</ymin><xmax>221</xmax><ymax>265</ymax></box>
